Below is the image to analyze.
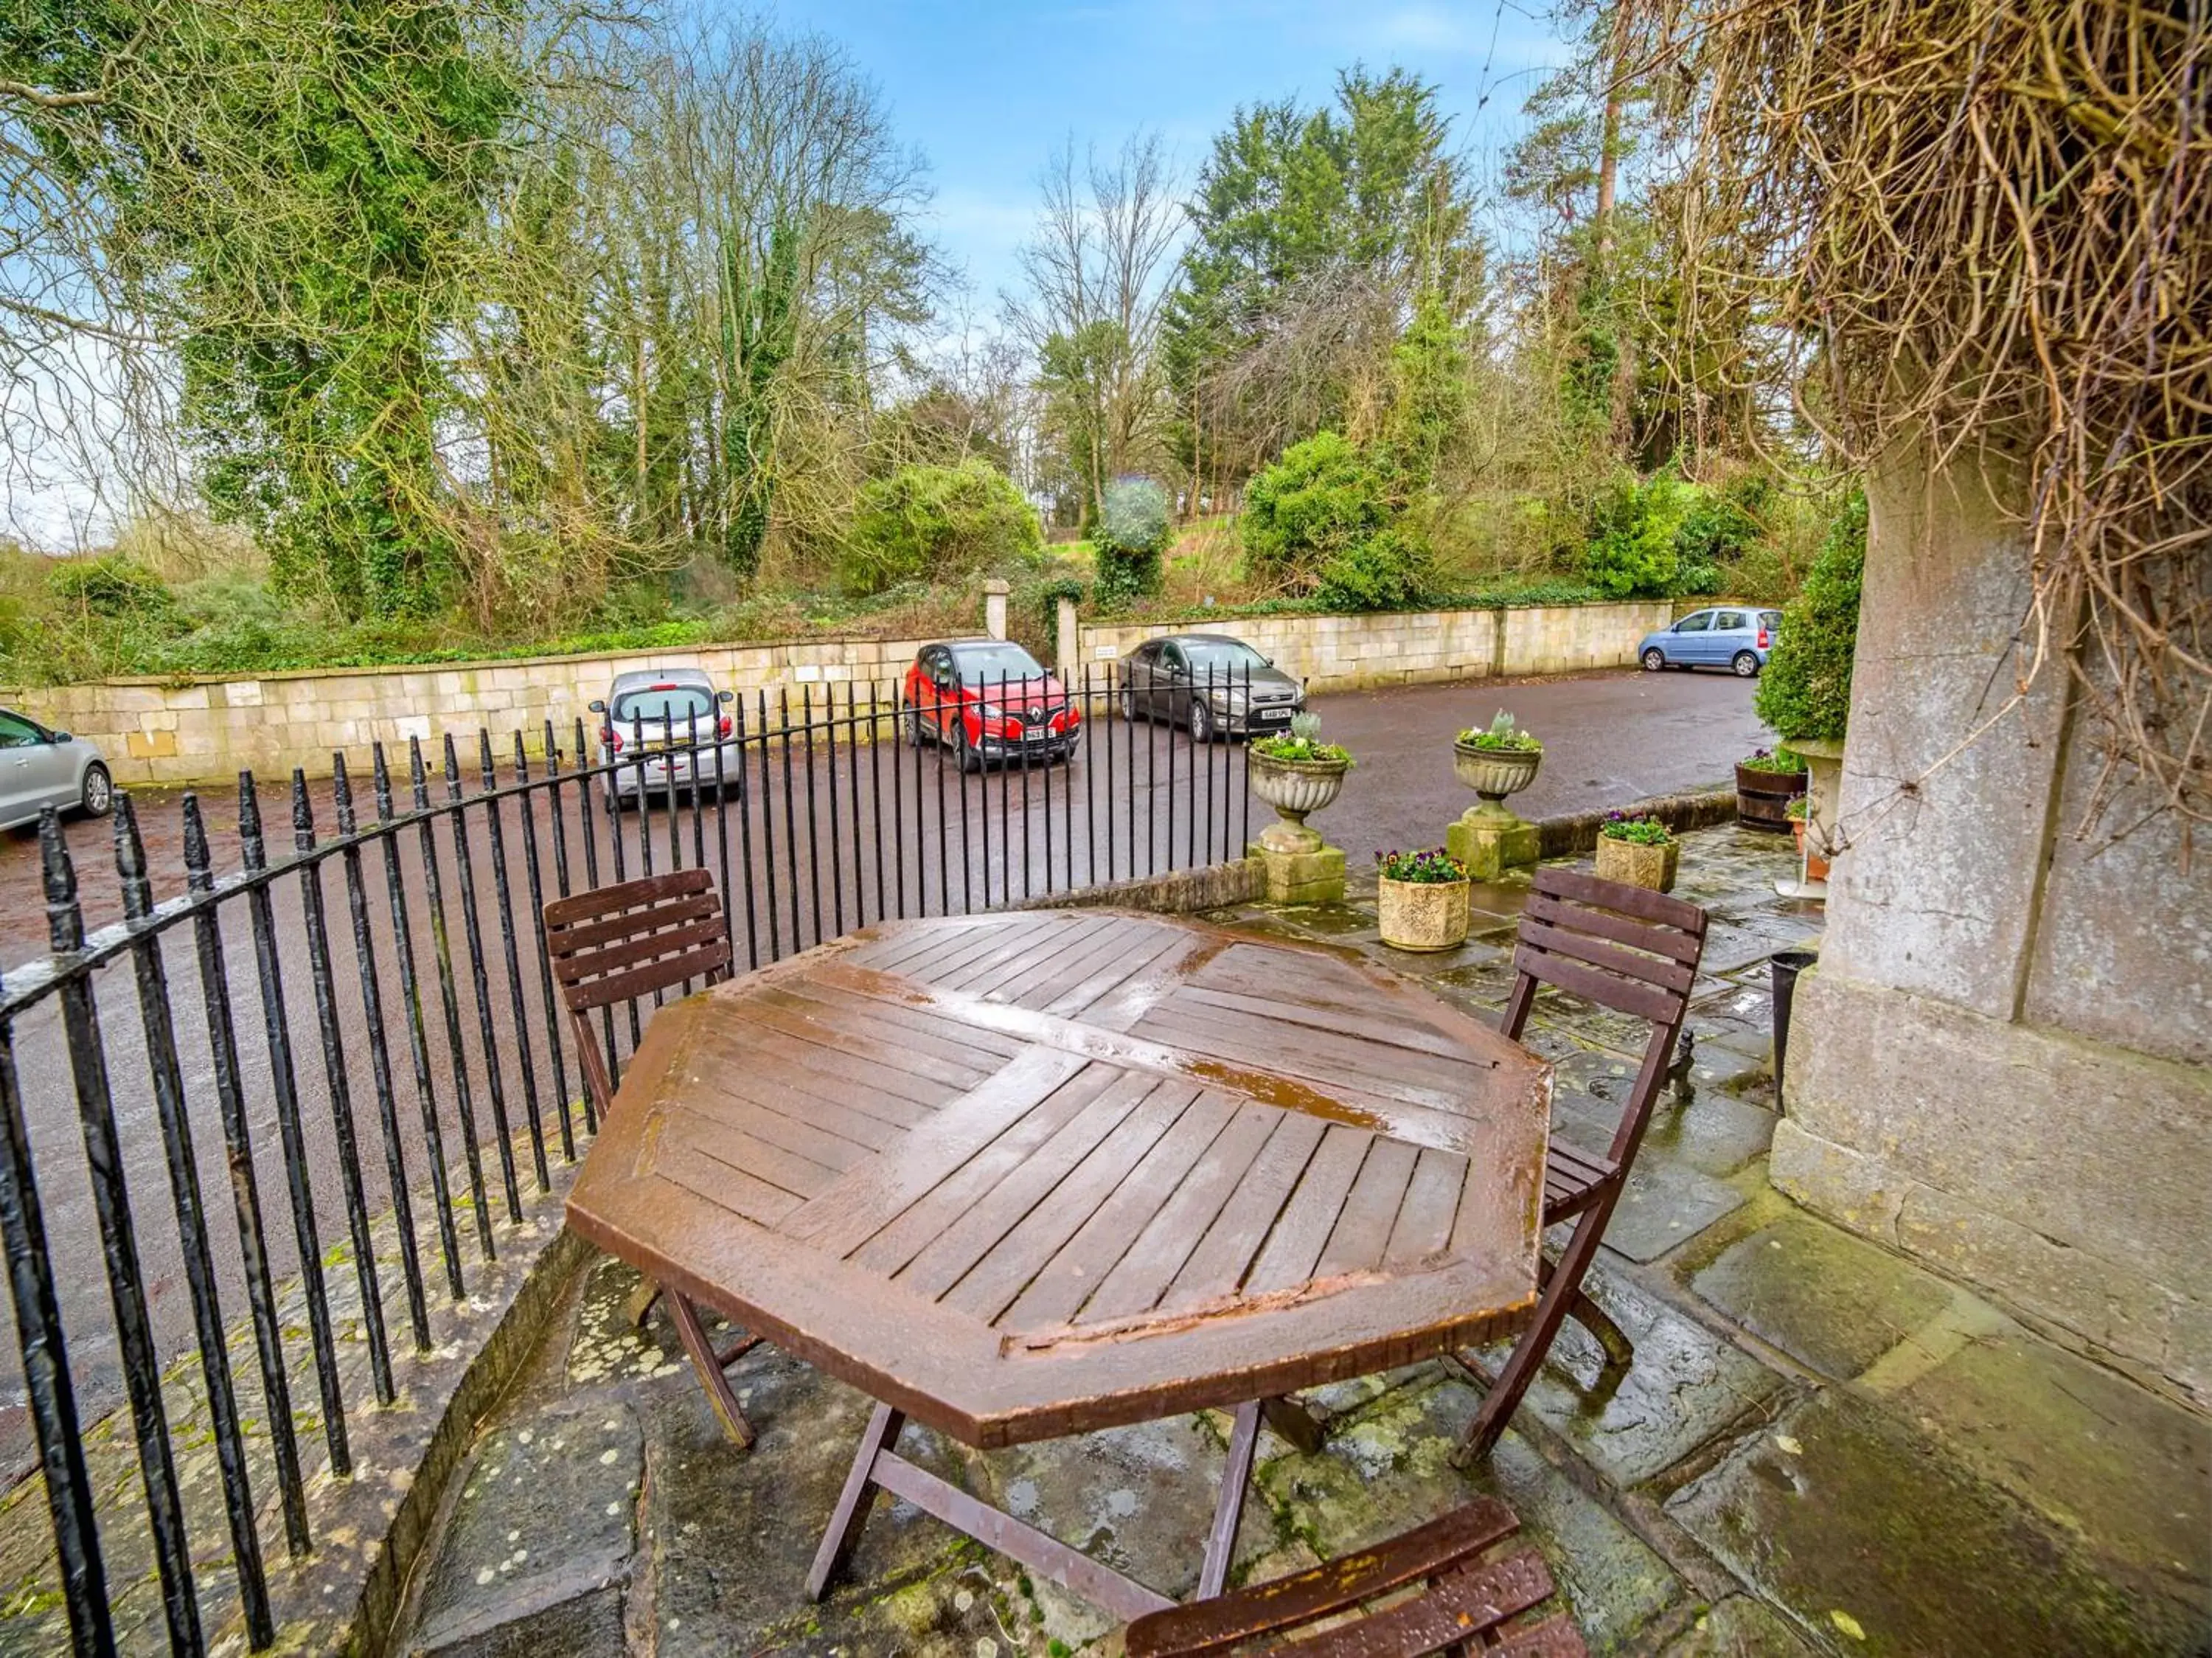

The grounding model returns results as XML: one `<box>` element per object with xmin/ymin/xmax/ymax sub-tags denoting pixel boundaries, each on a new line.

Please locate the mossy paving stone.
<box><xmin>974</xmin><ymin>1413</ymin><xmax>1237</xmax><ymax>1609</ymax></box>
<box><xmin>406</xmin><ymin>1400</ymin><xmax>642</xmax><ymax>1657</ymax></box>
<box><xmin>1892</xmin><ymin>1330</ymin><xmax>2212</xmax><ymax>1619</ymax></box>
<box><xmin>1464</xmin><ymin>1269</ymin><xmax>1789</xmax><ymax>1490</ymax></box>
<box><xmin>1253</xmin><ymin>1372</ymin><xmax>1681</xmax><ymax>1653</ymax></box>
<box><xmin>1658</xmin><ymin>1595</ymin><xmax>1818</xmax><ymax>1656</ymax></box>
<box><xmin>1688</xmin><ymin>1215</ymin><xmax>1956</xmax><ymax>1381</ymax></box>
<box><xmin>1666</xmin><ymin>1387</ymin><xmax>2192</xmax><ymax>1657</ymax></box>
<box><xmin>641</xmin><ymin>1356</ymin><xmax>993</xmax><ymax>1656</ymax></box>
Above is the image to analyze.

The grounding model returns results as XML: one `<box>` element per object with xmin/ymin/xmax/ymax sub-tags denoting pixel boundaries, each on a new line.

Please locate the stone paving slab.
<box><xmin>1688</xmin><ymin>1214</ymin><xmax>1961</xmax><ymax>1380</ymax></box>
<box><xmin>1657</xmin><ymin>1595</ymin><xmax>1818</xmax><ymax>1656</ymax></box>
<box><xmin>1667</xmin><ymin>1387</ymin><xmax>2197</xmax><ymax>1656</ymax></box>
<box><xmin>1466</xmin><ymin>1268</ymin><xmax>1792</xmax><ymax>1489</ymax></box>
<box><xmin>406</xmin><ymin>1400</ymin><xmax>642</xmax><ymax>1657</ymax></box>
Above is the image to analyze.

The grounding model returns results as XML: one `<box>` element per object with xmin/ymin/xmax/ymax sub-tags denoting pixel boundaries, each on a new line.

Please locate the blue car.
<box><xmin>1638</xmin><ymin>606</ymin><xmax>1784</xmax><ymax>677</ymax></box>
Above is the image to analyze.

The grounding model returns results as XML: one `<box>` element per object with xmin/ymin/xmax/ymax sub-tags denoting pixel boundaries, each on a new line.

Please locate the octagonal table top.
<box><xmin>566</xmin><ymin>909</ymin><xmax>1552</xmax><ymax>1448</ymax></box>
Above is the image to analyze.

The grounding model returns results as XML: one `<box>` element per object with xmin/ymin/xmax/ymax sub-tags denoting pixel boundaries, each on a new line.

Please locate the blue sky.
<box><xmin>777</xmin><ymin>0</ymin><xmax>1570</xmax><ymax>304</ymax></box>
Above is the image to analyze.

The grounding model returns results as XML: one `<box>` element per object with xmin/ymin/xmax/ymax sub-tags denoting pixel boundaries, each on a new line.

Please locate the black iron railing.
<box><xmin>0</xmin><ymin>662</ymin><xmax>1255</xmax><ymax>1656</ymax></box>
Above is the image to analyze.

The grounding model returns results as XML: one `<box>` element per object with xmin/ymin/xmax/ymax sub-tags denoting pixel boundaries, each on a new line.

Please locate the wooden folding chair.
<box><xmin>1457</xmin><ymin>865</ymin><xmax>1707</xmax><ymax>1463</ymax></box>
<box><xmin>544</xmin><ymin>869</ymin><xmax>761</xmax><ymax>1448</ymax></box>
<box><xmin>1123</xmin><ymin>1495</ymin><xmax>1586</xmax><ymax>1657</ymax></box>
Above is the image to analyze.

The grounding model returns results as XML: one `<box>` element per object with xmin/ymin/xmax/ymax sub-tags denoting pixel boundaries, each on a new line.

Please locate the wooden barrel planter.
<box><xmin>1736</xmin><ymin>761</ymin><xmax>1807</xmax><ymax>832</ymax></box>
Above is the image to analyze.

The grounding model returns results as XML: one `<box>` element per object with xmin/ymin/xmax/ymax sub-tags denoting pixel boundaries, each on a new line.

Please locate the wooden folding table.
<box><xmin>566</xmin><ymin>909</ymin><xmax>1551</xmax><ymax>1618</ymax></box>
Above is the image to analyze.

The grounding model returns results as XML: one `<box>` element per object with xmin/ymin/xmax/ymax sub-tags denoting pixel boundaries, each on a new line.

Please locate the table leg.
<box><xmin>807</xmin><ymin>1401</ymin><xmax>904</xmax><ymax>1601</ymax></box>
<box><xmin>1259</xmin><ymin>1394</ymin><xmax>1327</xmax><ymax>1457</ymax></box>
<box><xmin>1198</xmin><ymin>1401</ymin><xmax>1262</xmax><ymax>1598</ymax></box>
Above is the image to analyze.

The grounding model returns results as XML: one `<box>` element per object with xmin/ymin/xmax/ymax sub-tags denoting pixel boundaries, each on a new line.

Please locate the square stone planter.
<box><xmin>1377</xmin><ymin>875</ymin><xmax>1472</xmax><ymax>951</ymax></box>
<box><xmin>1595</xmin><ymin>834</ymin><xmax>1680</xmax><ymax>892</ymax></box>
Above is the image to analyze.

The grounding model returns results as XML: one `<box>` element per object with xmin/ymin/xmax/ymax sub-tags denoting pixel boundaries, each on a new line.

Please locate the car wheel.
<box><xmin>1189</xmin><ymin>700</ymin><xmax>1214</xmax><ymax>743</ymax></box>
<box><xmin>1641</xmin><ymin>648</ymin><xmax>1667</xmax><ymax>673</ymax></box>
<box><xmin>953</xmin><ymin>718</ymin><xmax>981</xmax><ymax>773</ymax></box>
<box><xmin>902</xmin><ymin>707</ymin><xmax>924</xmax><ymax>747</ymax></box>
<box><xmin>79</xmin><ymin>763</ymin><xmax>112</xmax><ymax>818</ymax></box>
<box><xmin>1119</xmin><ymin>685</ymin><xmax>1138</xmax><ymax>723</ymax></box>
<box><xmin>1732</xmin><ymin>651</ymin><xmax>1761</xmax><ymax>678</ymax></box>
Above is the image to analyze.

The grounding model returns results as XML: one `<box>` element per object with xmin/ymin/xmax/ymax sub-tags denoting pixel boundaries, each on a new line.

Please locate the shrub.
<box><xmin>1093</xmin><ymin>478</ymin><xmax>1170</xmax><ymax>605</ymax></box>
<box><xmin>1581</xmin><ymin>472</ymin><xmax>1686</xmax><ymax>597</ymax></box>
<box><xmin>841</xmin><ymin>459</ymin><xmax>1041</xmax><ymax>595</ymax></box>
<box><xmin>1242</xmin><ymin>433</ymin><xmax>1388</xmax><ymax>585</ymax></box>
<box><xmin>1315</xmin><ymin>526</ymin><xmax>1433</xmax><ymax>612</ymax></box>
<box><xmin>1755</xmin><ymin>490</ymin><xmax>1866</xmax><ymax>741</ymax></box>
<box><xmin>48</xmin><ymin>555</ymin><xmax>178</xmax><ymax>621</ymax></box>
<box><xmin>1675</xmin><ymin>473</ymin><xmax>1777</xmax><ymax>567</ymax></box>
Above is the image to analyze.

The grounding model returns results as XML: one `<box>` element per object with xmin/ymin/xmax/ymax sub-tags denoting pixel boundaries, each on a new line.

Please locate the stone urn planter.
<box><xmin>1733</xmin><ymin>751</ymin><xmax>1806</xmax><ymax>832</ymax></box>
<box><xmin>1595</xmin><ymin>830</ymin><xmax>1680</xmax><ymax>892</ymax></box>
<box><xmin>1447</xmin><ymin>715</ymin><xmax>1545</xmax><ymax>881</ymax></box>
<box><xmin>1452</xmin><ymin>742</ymin><xmax>1543</xmax><ymax>807</ymax></box>
<box><xmin>1376</xmin><ymin>851</ymin><xmax>1472</xmax><ymax>951</ymax></box>
<box><xmin>1248</xmin><ymin>751</ymin><xmax>1349</xmax><ymax>854</ymax></box>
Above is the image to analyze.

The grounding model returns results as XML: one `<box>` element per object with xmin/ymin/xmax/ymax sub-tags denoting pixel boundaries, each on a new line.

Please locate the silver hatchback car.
<box><xmin>0</xmin><ymin>707</ymin><xmax>112</xmax><ymax>831</ymax></box>
<box><xmin>588</xmin><ymin>669</ymin><xmax>747</xmax><ymax>810</ymax></box>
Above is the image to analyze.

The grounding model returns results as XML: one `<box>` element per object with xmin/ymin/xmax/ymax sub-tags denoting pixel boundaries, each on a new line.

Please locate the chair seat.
<box><xmin>1542</xmin><ymin>1140</ymin><xmax>1618</xmax><ymax>1223</ymax></box>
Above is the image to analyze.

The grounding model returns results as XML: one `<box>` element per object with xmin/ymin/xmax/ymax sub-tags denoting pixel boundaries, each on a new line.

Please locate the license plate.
<box><xmin>1259</xmin><ymin>707</ymin><xmax>1293</xmax><ymax>721</ymax></box>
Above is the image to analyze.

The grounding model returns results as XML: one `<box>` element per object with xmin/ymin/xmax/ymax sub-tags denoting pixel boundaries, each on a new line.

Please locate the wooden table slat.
<box><xmin>1315</xmin><ymin>1139</ymin><xmax>1424</xmax><ymax>1280</ymax></box>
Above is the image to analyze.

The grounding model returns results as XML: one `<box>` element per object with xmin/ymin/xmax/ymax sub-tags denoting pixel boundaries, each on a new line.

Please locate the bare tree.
<box><xmin>1004</xmin><ymin>133</ymin><xmax>1183</xmax><ymax>522</ymax></box>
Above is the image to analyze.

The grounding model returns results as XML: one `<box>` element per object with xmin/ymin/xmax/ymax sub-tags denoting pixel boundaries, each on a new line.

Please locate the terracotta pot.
<box><xmin>1595</xmin><ymin>833</ymin><xmax>1680</xmax><ymax>892</ymax></box>
<box><xmin>1377</xmin><ymin>875</ymin><xmax>1472</xmax><ymax>951</ymax></box>
<box><xmin>1734</xmin><ymin>761</ymin><xmax>1806</xmax><ymax>832</ymax></box>
<box><xmin>1248</xmin><ymin>750</ymin><xmax>1350</xmax><ymax>853</ymax></box>
<box><xmin>1452</xmin><ymin>742</ymin><xmax>1543</xmax><ymax>805</ymax></box>
<box><xmin>1791</xmin><ymin>816</ymin><xmax>1831</xmax><ymax>882</ymax></box>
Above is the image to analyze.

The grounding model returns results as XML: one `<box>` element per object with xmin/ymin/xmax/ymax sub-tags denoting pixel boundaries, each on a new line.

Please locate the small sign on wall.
<box><xmin>1093</xmin><ymin>644</ymin><xmax>1121</xmax><ymax>660</ymax></box>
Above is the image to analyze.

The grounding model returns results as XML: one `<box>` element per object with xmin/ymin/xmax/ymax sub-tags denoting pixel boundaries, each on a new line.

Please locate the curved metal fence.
<box><xmin>0</xmin><ymin>665</ymin><xmax>1253</xmax><ymax>1655</ymax></box>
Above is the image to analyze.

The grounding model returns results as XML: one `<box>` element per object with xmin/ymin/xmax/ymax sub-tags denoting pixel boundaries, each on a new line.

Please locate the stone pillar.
<box><xmin>1055</xmin><ymin>595</ymin><xmax>1079</xmax><ymax>678</ymax></box>
<box><xmin>1774</xmin><ymin>432</ymin><xmax>2212</xmax><ymax>1405</ymax></box>
<box><xmin>1445</xmin><ymin>805</ymin><xmax>1539</xmax><ymax>881</ymax></box>
<box><xmin>982</xmin><ymin>579</ymin><xmax>1009</xmax><ymax>641</ymax></box>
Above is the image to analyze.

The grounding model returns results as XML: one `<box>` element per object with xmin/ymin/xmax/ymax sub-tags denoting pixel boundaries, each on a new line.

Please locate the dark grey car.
<box><xmin>1118</xmin><ymin>634</ymin><xmax>1304</xmax><ymax>741</ymax></box>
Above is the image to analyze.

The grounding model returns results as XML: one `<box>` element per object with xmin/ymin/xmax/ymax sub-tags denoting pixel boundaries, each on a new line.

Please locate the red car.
<box><xmin>903</xmin><ymin>638</ymin><xmax>1082</xmax><ymax>769</ymax></box>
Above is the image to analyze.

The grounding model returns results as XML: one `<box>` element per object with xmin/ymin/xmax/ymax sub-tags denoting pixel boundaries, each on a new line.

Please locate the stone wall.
<box><xmin>1074</xmin><ymin>600</ymin><xmax>1673</xmax><ymax>690</ymax></box>
<box><xmin>1773</xmin><ymin>438</ymin><xmax>2212</xmax><ymax>1406</ymax></box>
<box><xmin>8</xmin><ymin>634</ymin><xmax>937</xmax><ymax>787</ymax></box>
<box><xmin>6</xmin><ymin>599</ymin><xmax>1676</xmax><ymax>786</ymax></box>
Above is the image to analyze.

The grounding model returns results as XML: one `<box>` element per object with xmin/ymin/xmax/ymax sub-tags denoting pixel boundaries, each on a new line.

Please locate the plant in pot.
<box><xmin>1733</xmin><ymin>746</ymin><xmax>1807</xmax><ymax>830</ymax></box>
<box><xmin>1248</xmin><ymin>712</ymin><xmax>1353</xmax><ymax>853</ymax></box>
<box><xmin>1784</xmin><ymin>796</ymin><xmax>1830</xmax><ymax>881</ymax></box>
<box><xmin>1374</xmin><ymin>847</ymin><xmax>1472</xmax><ymax>952</ymax></box>
<box><xmin>1595</xmin><ymin>813</ymin><xmax>1680</xmax><ymax>892</ymax></box>
<box><xmin>1453</xmin><ymin>709</ymin><xmax>1544</xmax><ymax>803</ymax></box>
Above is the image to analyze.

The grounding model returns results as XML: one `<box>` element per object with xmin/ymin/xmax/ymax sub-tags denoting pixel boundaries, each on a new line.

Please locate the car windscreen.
<box><xmin>953</xmin><ymin>644</ymin><xmax>1046</xmax><ymax>684</ymax></box>
<box><xmin>1180</xmin><ymin>640</ymin><xmax>1267</xmax><ymax>671</ymax></box>
<box><xmin>612</xmin><ymin>685</ymin><xmax>714</xmax><ymax>724</ymax></box>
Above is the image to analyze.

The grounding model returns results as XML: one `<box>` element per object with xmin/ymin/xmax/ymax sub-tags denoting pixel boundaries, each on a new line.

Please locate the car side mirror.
<box><xmin>588</xmin><ymin>699</ymin><xmax>607</xmax><ymax>713</ymax></box>
<box><xmin>49</xmin><ymin>731</ymin><xmax>70</xmax><ymax>743</ymax></box>
<box><xmin>717</xmin><ymin>690</ymin><xmax>734</xmax><ymax>704</ymax></box>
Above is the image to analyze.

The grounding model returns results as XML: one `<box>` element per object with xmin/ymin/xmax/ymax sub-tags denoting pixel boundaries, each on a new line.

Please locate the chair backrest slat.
<box><xmin>543</xmin><ymin>867</ymin><xmax>716</xmax><ymax>927</ymax></box>
<box><xmin>543</xmin><ymin>867</ymin><xmax>731</xmax><ymax>1120</ymax></box>
<box><xmin>1530</xmin><ymin>864</ymin><xmax>1703</xmax><ymax>932</ymax></box>
<box><xmin>1515</xmin><ymin>918</ymin><xmax>1697</xmax><ymax>996</ymax></box>
<box><xmin>552</xmin><ymin>918</ymin><xmax>728</xmax><ymax>1007</ymax></box>
<box><xmin>1512</xmin><ymin>943</ymin><xmax>1684</xmax><ymax>1027</ymax></box>
<box><xmin>1522</xmin><ymin>889</ymin><xmax>1702</xmax><ymax>964</ymax></box>
<box><xmin>1125</xmin><ymin>1497</ymin><xmax>1519</xmax><ymax>1657</ymax></box>
<box><xmin>546</xmin><ymin>891</ymin><xmax>723</xmax><ymax>960</ymax></box>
